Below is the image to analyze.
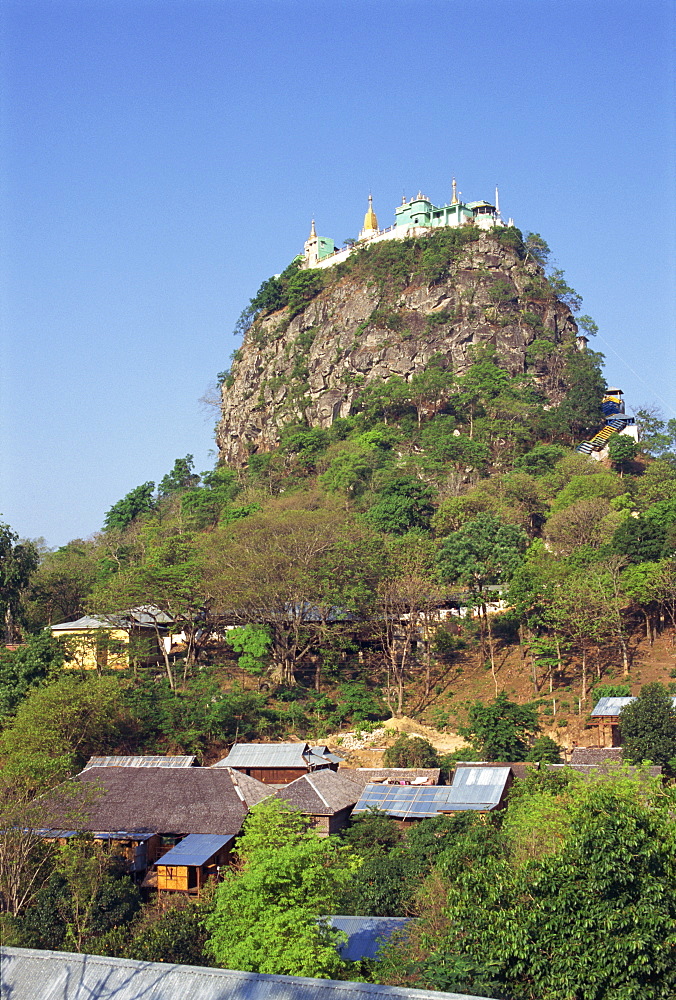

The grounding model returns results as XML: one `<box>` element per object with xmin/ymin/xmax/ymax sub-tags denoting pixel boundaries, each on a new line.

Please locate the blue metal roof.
<box><xmin>326</xmin><ymin>917</ymin><xmax>411</xmax><ymax>961</ymax></box>
<box><xmin>352</xmin><ymin>784</ymin><xmax>458</xmax><ymax>819</ymax></box>
<box><xmin>156</xmin><ymin>833</ymin><xmax>236</xmax><ymax>867</ymax></box>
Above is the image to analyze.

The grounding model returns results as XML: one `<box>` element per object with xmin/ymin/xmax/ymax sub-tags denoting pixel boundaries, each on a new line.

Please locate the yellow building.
<box><xmin>50</xmin><ymin>606</ymin><xmax>171</xmax><ymax>670</ymax></box>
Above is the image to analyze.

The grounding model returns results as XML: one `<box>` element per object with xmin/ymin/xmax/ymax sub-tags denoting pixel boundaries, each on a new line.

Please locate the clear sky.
<box><xmin>1</xmin><ymin>0</ymin><xmax>674</xmax><ymax>548</ymax></box>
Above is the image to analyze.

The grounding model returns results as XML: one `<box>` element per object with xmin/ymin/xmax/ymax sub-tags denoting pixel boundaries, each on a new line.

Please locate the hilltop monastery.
<box><xmin>302</xmin><ymin>180</ymin><xmax>514</xmax><ymax>269</ymax></box>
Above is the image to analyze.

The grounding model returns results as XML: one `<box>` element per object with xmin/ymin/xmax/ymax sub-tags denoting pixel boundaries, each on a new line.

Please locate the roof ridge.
<box><xmin>305</xmin><ymin>773</ymin><xmax>331</xmax><ymax>809</ymax></box>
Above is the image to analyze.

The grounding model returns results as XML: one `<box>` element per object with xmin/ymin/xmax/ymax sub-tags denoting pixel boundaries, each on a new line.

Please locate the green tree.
<box><xmin>460</xmin><ymin>692</ymin><xmax>540</xmax><ymax>761</ymax></box>
<box><xmin>607</xmin><ymin>433</ymin><xmax>638</xmax><ymax>475</ymax></box>
<box><xmin>103</xmin><ymin>482</ymin><xmax>156</xmax><ymax>532</ymax></box>
<box><xmin>385</xmin><ymin>773</ymin><xmax>676</xmax><ymax>999</ymax></box>
<box><xmin>0</xmin><ymin>633</ymin><xmax>65</xmax><ymax>722</ymax></box>
<box><xmin>383</xmin><ymin>734</ymin><xmax>439</xmax><ymax>768</ymax></box>
<box><xmin>201</xmin><ymin>503</ymin><xmax>381</xmax><ymax>685</ymax></box>
<box><xmin>0</xmin><ymin>673</ymin><xmax>127</xmax><ymax>782</ymax></box>
<box><xmin>157</xmin><ymin>455</ymin><xmax>200</xmax><ymax>500</ymax></box>
<box><xmin>365</xmin><ymin>476</ymin><xmax>436</xmax><ymax>535</ymax></box>
<box><xmin>224</xmin><ymin>624</ymin><xmax>272</xmax><ymax>684</ymax></box>
<box><xmin>51</xmin><ymin>836</ymin><xmax>140</xmax><ymax>952</ymax></box>
<box><xmin>524</xmin><ymin>735</ymin><xmax>563</xmax><ymax>764</ymax></box>
<box><xmin>619</xmin><ymin>682</ymin><xmax>676</xmax><ymax>769</ymax></box>
<box><xmin>23</xmin><ymin>539</ymin><xmax>99</xmax><ymax>629</ymax></box>
<box><xmin>555</xmin><ymin>347</ymin><xmax>605</xmax><ymax>439</ymax></box>
<box><xmin>340</xmin><ymin>811</ymin><xmax>403</xmax><ymax>857</ymax></box>
<box><xmin>437</xmin><ymin>513</ymin><xmax>527</xmax><ymax>689</ymax></box>
<box><xmin>206</xmin><ymin>800</ymin><xmax>359</xmax><ymax>977</ymax></box>
<box><xmin>286</xmin><ymin>269</ymin><xmax>325</xmax><ymax>316</ymax></box>
<box><xmin>0</xmin><ymin>522</ymin><xmax>39</xmax><ymax>642</ymax></box>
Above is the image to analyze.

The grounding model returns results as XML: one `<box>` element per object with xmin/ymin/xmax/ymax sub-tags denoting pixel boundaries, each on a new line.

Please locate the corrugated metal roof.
<box><xmin>444</xmin><ymin>766</ymin><xmax>510</xmax><ymax>810</ymax></box>
<box><xmin>353</xmin><ymin>767</ymin><xmax>510</xmax><ymax>819</ymax></box>
<box><xmin>214</xmin><ymin>742</ymin><xmax>316</xmax><ymax>769</ymax></box>
<box><xmin>126</xmin><ymin>604</ymin><xmax>173</xmax><ymax>624</ymax></box>
<box><xmin>157</xmin><ymin>833</ymin><xmax>236</xmax><ymax>867</ymax></box>
<box><xmin>51</xmin><ymin>605</ymin><xmax>172</xmax><ymax>633</ymax></box>
<box><xmin>353</xmin><ymin>784</ymin><xmax>458</xmax><ymax>819</ymax></box>
<box><xmin>0</xmin><ymin>947</ymin><xmax>497</xmax><ymax>1000</ymax></box>
<box><xmin>326</xmin><ymin>917</ymin><xmax>411</xmax><ymax>961</ymax></box>
<box><xmin>591</xmin><ymin>697</ymin><xmax>635</xmax><ymax>716</ymax></box>
<box><xmin>83</xmin><ymin>755</ymin><xmax>196</xmax><ymax>769</ymax></box>
<box><xmin>312</xmin><ymin>746</ymin><xmax>345</xmax><ymax>764</ymax></box>
<box><xmin>51</xmin><ymin>615</ymin><xmax>119</xmax><ymax>631</ymax></box>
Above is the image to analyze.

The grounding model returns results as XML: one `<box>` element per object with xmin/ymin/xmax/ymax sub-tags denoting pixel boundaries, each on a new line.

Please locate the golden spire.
<box><xmin>362</xmin><ymin>194</ymin><xmax>378</xmax><ymax>233</ymax></box>
<box><xmin>451</xmin><ymin>178</ymin><xmax>458</xmax><ymax>205</ymax></box>
<box><xmin>309</xmin><ymin>218</ymin><xmax>316</xmax><ymax>238</ymax></box>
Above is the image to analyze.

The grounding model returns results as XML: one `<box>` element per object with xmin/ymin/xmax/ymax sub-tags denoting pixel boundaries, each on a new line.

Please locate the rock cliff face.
<box><xmin>217</xmin><ymin>230</ymin><xmax>578</xmax><ymax>466</ymax></box>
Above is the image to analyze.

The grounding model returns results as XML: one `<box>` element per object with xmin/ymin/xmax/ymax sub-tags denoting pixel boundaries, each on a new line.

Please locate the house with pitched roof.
<box><xmin>37</xmin><ymin>764</ymin><xmax>271</xmax><ymax>886</ymax></box>
<box><xmin>213</xmin><ymin>742</ymin><xmax>343</xmax><ymax>784</ymax></box>
<box><xmin>50</xmin><ymin>605</ymin><xmax>173</xmax><ymax>670</ymax></box>
<box><xmin>274</xmin><ymin>769</ymin><xmax>362</xmax><ymax>835</ymax></box>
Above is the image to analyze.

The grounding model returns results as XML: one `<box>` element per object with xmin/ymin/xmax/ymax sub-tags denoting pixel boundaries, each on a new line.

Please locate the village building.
<box><xmin>352</xmin><ymin>766</ymin><xmax>511</xmax><ymax>824</ymax></box>
<box><xmin>274</xmin><ymin>769</ymin><xmax>362</xmax><ymax>836</ymax></box>
<box><xmin>213</xmin><ymin>742</ymin><xmax>343</xmax><ymax>784</ymax></box>
<box><xmin>351</xmin><ymin>783</ymin><xmax>469</xmax><ymax>823</ymax></box>
<box><xmin>50</xmin><ymin>605</ymin><xmax>174</xmax><ymax>671</ymax></box>
<box><xmin>154</xmin><ymin>833</ymin><xmax>235</xmax><ymax>894</ymax></box>
<box><xmin>37</xmin><ymin>765</ymin><xmax>271</xmax><ymax>887</ymax></box>
<box><xmin>590</xmin><ymin>696</ymin><xmax>636</xmax><ymax>747</ymax></box>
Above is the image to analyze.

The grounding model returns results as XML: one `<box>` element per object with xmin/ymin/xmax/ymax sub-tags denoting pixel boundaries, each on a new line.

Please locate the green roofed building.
<box><xmin>304</xmin><ymin>179</ymin><xmax>512</xmax><ymax>270</ymax></box>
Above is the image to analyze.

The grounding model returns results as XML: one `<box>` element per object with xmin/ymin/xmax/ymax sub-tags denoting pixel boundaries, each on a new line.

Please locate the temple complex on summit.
<box><xmin>303</xmin><ymin>180</ymin><xmax>514</xmax><ymax>269</ymax></box>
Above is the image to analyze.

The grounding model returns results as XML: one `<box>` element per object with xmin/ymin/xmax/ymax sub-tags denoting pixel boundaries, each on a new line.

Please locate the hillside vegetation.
<box><xmin>1</xmin><ymin>228</ymin><xmax>676</xmax><ymax>771</ymax></box>
<box><xmin>3</xmin><ymin>226</ymin><xmax>676</xmax><ymax>997</ymax></box>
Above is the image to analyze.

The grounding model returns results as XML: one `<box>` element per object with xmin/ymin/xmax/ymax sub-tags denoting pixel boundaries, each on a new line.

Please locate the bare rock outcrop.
<box><xmin>217</xmin><ymin>231</ymin><xmax>578</xmax><ymax>466</ymax></box>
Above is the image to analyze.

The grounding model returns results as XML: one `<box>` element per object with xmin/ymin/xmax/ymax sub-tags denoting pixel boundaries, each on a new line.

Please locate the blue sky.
<box><xmin>1</xmin><ymin>0</ymin><xmax>674</xmax><ymax>547</ymax></box>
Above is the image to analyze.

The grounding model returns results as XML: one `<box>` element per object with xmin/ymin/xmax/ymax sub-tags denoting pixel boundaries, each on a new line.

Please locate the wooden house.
<box><xmin>37</xmin><ymin>765</ymin><xmax>271</xmax><ymax>883</ymax></box>
<box><xmin>155</xmin><ymin>833</ymin><xmax>236</xmax><ymax>894</ymax></box>
<box><xmin>590</xmin><ymin>697</ymin><xmax>635</xmax><ymax>747</ymax></box>
<box><xmin>273</xmin><ymin>769</ymin><xmax>362</xmax><ymax>835</ymax></box>
<box><xmin>213</xmin><ymin>742</ymin><xmax>342</xmax><ymax>784</ymax></box>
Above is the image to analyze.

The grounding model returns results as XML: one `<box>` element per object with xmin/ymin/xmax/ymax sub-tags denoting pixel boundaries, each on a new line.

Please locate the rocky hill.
<box><xmin>217</xmin><ymin>227</ymin><xmax>579</xmax><ymax>466</ymax></box>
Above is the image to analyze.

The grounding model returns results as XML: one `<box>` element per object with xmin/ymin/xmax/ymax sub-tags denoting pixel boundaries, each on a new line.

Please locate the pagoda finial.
<box><xmin>309</xmin><ymin>218</ymin><xmax>316</xmax><ymax>238</ymax></box>
<box><xmin>495</xmin><ymin>186</ymin><xmax>500</xmax><ymax>215</ymax></box>
<box><xmin>451</xmin><ymin>177</ymin><xmax>458</xmax><ymax>205</ymax></box>
<box><xmin>361</xmin><ymin>193</ymin><xmax>378</xmax><ymax>236</ymax></box>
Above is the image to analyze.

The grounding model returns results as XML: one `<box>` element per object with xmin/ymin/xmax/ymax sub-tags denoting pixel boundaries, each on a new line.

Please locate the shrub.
<box><xmin>383</xmin><ymin>734</ymin><xmax>439</xmax><ymax>768</ymax></box>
